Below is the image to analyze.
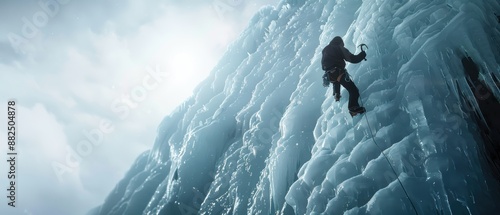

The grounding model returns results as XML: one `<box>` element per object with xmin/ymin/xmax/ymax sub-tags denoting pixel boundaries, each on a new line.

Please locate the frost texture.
<box><xmin>97</xmin><ymin>0</ymin><xmax>500</xmax><ymax>214</ymax></box>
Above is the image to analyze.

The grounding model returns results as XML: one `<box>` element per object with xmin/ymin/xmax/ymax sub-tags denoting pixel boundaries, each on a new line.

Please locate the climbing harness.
<box><xmin>325</xmin><ymin>68</ymin><xmax>347</xmax><ymax>82</ymax></box>
<box><xmin>358</xmin><ymin>82</ymin><xmax>419</xmax><ymax>215</ymax></box>
<box><xmin>344</xmin><ymin>73</ymin><xmax>350</xmax><ymax>82</ymax></box>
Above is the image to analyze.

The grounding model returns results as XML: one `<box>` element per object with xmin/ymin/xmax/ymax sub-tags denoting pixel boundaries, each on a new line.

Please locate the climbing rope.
<box><xmin>358</xmin><ymin>91</ymin><xmax>419</xmax><ymax>215</ymax></box>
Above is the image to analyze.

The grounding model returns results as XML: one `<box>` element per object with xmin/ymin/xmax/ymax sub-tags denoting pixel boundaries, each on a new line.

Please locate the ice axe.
<box><xmin>358</xmin><ymin>43</ymin><xmax>368</xmax><ymax>61</ymax></box>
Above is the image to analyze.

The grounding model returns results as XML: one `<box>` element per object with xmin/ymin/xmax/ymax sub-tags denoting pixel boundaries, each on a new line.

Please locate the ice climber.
<box><xmin>321</xmin><ymin>36</ymin><xmax>367</xmax><ymax>116</ymax></box>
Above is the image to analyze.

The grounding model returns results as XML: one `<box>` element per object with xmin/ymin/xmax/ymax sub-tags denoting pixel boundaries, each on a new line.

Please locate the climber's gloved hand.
<box><xmin>322</xmin><ymin>74</ymin><xmax>330</xmax><ymax>87</ymax></box>
<box><xmin>359</xmin><ymin>51</ymin><xmax>366</xmax><ymax>59</ymax></box>
<box><xmin>323</xmin><ymin>81</ymin><xmax>330</xmax><ymax>87</ymax></box>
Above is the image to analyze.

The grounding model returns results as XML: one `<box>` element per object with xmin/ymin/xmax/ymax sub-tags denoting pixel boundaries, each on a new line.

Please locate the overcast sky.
<box><xmin>0</xmin><ymin>0</ymin><xmax>279</xmax><ymax>214</ymax></box>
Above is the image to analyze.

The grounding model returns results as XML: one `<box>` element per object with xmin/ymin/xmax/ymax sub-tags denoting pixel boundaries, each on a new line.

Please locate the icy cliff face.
<box><xmin>96</xmin><ymin>0</ymin><xmax>500</xmax><ymax>214</ymax></box>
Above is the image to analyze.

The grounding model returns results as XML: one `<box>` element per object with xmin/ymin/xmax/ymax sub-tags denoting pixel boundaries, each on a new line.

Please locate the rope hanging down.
<box><xmin>358</xmin><ymin>92</ymin><xmax>419</xmax><ymax>215</ymax></box>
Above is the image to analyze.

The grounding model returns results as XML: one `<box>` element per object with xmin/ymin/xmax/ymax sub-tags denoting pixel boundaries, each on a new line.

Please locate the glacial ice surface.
<box><xmin>96</xmin><ymin>0</ymin><xmax>500</xmax><ymax>214</ymax></box>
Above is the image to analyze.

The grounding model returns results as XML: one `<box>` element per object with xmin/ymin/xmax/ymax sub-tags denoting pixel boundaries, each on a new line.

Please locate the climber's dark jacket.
<box><xmin>321</xmin><ymin>38</ymin><xmax>366</xmax><ymax>71</ymax></box>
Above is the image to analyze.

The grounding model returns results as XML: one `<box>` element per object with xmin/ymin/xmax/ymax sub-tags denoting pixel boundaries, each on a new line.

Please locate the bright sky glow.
<box><xmin>0</xmin><ymin>0</ymin><xmax>278</xmax><ymax>214</ymax></box>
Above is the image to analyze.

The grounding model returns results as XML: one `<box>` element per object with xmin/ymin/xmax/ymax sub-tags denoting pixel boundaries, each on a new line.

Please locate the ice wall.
<box><xmin>96</xmin><ymin>0</ymin><xmax>500</xmax><ymax>214</ymax></box>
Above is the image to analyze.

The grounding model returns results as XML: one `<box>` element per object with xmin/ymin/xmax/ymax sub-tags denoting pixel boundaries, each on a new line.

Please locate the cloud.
<box><xmin>0</xmin><ymin>42</ymin><xmax>20</xmax><ymax>64</ymax></box>
<box><xmin>0</xmin><ymin>104</ymin><xmax>95</xmax><ymax>215</ymax></box>
<box><xmin>0</xmin><ymin>0</ymin><xmax>279</xmax><ymax>214</ymax></box>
